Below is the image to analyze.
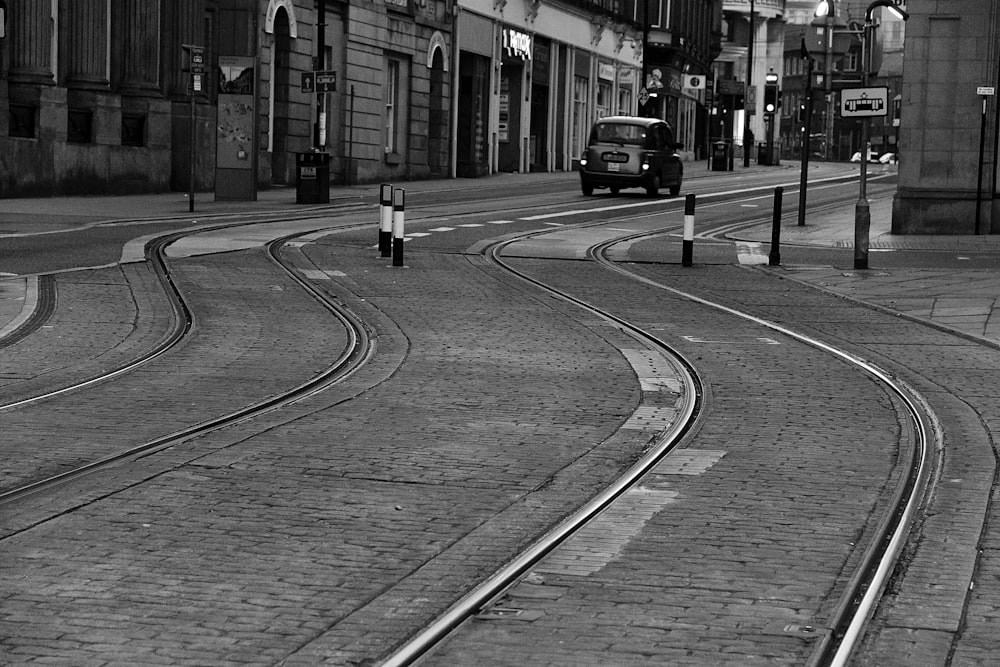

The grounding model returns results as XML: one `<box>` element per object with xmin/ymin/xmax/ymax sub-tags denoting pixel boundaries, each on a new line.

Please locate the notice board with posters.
<box><xmin>215</xmin><ymin>56</ymin><xmax>257</xmax><ymax>201</ymax></box>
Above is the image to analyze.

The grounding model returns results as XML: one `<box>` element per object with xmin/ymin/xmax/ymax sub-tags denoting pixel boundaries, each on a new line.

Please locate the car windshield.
<box><xmin>591</xmin><ymin>122</ymin><xmax>647</xmax><ymax>146</ymax></box>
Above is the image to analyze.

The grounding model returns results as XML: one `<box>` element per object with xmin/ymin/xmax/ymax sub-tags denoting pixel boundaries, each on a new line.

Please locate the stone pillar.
<box><xmin>115</xmin><ymin>0</ymin><xmax>162</xmax><ymax>96</ymax></box>
<box><xmin>8</xmin><ymin>0</ymin><xmax>56</xmax><ymax>85</ymax></box>
<box><xmin>62</xmin><ymin>0</ymin><xmax>110</xmax><ymax>90</ymax></box>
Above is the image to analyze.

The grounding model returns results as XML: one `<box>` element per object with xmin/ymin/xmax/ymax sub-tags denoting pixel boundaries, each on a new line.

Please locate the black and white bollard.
<box><xmin>379</xmin><ymin>183</ymin><xmax>393</xmax><ymax>257</ymax></box>
<box><xmin>682</xmin><ymin>193</ymin><xmax>695</xmax><ymax>267</ymax></box>
<box><xmin>392</xmin><ymin>188</ymin><xmax>405</xmax><ymax>267</ymax></box>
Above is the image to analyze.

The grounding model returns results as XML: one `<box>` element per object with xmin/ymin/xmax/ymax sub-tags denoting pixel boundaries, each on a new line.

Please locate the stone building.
<box><xmin>1</xmin><ymin>0</ymin><xmax>723</xmax><ymax>197</ymax></box>
<box><xmin>0</xmin><ymin>0</ymin><xmax>455</xmax><ymax>196</ymax></box>
<box><xmin>893</xmin><ymin>0</ymin><xmax>1000</xmax><ymax>234</ymax></box>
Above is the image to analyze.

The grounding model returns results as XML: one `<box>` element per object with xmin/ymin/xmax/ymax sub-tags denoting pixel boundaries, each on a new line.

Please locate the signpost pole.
<box><xmin>976</xmin><ymin>88</ymin><xmax>993</xmax><ymax>235</ymax></box>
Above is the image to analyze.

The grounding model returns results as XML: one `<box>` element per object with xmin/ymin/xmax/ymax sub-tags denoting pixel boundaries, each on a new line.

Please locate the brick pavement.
<box><xmin>2</xmin><ymin>167</ymin><xmax>1000</xmax><ymax>664</ymax></box>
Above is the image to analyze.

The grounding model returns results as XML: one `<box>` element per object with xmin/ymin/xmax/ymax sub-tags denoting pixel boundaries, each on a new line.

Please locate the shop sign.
<box><xmin>598</xmin><ymin>64</ymin><xmax>615</xmax><ymax>81</ymax></box>
<box><xmin>503</xmin><ymin>28</ymin><xmax>532</xmax><ymax>60</ymax></box>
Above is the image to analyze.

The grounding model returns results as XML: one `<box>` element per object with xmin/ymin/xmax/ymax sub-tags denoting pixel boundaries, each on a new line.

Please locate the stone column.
<box><xmin>115</xmin><ymin>0</ymin><xmax>163</xmax><ymax>96</ymax></box>
<box><xmin>63</xmin><ymin>0</ymin><xmax>110</xmax><ymax>89</ymax></box>
<box><xmin>7</xmin><ymin>0</ymin><xmax>56</xmax><ymax>85</ymax></box>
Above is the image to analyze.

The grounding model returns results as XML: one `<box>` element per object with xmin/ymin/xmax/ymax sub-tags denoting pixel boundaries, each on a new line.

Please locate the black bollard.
<box><xmin>768</xmin><ymin>187</ymin><xmax>783</xmax><ymax>266</ymax></box>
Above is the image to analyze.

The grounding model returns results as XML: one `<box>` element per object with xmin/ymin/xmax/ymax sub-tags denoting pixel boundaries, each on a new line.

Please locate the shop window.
<box><xmin>9</xmin><ymin>104</ymin><xmax>37</xmax><ymax>138</ymax></box>
<box><xmin>596</xmin><ymin>81</ymin><xmax>612</xmax><ymax>118</ymax></box>
<box><xmin>122</xmin><ymin>114</ymin><xmax>146</xmax><ymax>147</ymax></box>
<box><xmin>68</xmin><ymin>109</ymin><xmax>93</xmax><ymax>143</ymax></box>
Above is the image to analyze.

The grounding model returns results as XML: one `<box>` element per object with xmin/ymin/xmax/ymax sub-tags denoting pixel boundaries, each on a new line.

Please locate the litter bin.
<box><xmin>711</xmin><ymin>141</ymin><xmax>729</xmax><ymax>171</ymax></box>
<box><xmin>757</xmin><ymin>143</ymin><xmax>781</xmax><ymax>166</ymax></box>
<box><xmin>296</xmin><ymin>152</ymin><xmax>330</xmax><ymax>204</ymax></box>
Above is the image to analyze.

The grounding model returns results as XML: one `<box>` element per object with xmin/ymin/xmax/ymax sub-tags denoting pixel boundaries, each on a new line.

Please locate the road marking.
<box><xmin>736</xmin><ymin>241</ymin><xmax>769</xmax><ymax>265</ymax></box>
<box><xmin>428</xmin><ymin>227</ymin><xmax>456</xmax><ymax>232</ymax></box>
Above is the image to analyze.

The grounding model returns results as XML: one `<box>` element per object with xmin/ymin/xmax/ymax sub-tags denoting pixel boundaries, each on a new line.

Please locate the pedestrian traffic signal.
<box><xmin>764</xmin><ymin>83</ymin><xmax>779</xmax><ymax>115</ymax></box>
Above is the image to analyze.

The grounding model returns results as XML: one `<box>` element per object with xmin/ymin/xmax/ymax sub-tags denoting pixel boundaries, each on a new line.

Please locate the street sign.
<box><xmin>841</xmin><ymin>87</ymin><xmax>889</xmax><ymax>117</ymax></box>
<box><xmin>718</xmin><ymin>79</ymin><xmax>743</xmax><ymax>95</ymax></box>
<box><xmin>316</xmin><ymin>70</ymin><xmax>337</xmax><ymax>93</ymax></box>
<box><xmin>977</xmin><ymin>86</ymin><xmax>995</xmax><ymax>96</ymax></box>
<box><xmin>638</xmin><ymin>87</ymin><xmax>650</xmax><ymax>106</ymax></box>
<box><xmin>683</xmin><ymin>75</ymin><xmax>705</xmax><ymax>90</ymax></box>
<box><xmin>301</xmin><ymin>72</ymin><xmax>315</xmax><ymax>94</ymax></box>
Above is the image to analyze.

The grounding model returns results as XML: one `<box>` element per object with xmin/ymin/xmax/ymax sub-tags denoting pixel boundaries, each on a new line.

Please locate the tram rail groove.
<box><xmin>0</xmin><ymin>231</ymin><xmax>374</xmax><ymax>512</ymax></box>
<box><xmin>380</xmin><ymin>225</ymin><xmax>704</xmax><ymax>667</ymax></box>
<box><xmin>383</xmin><ymin>211</ymin><xmax>935</xmax><ymax>666</ymax></box>
<box><xmin>591</xmin><ymin>231</ymin><xmax>935</xmax><ymax>666</ymax></box>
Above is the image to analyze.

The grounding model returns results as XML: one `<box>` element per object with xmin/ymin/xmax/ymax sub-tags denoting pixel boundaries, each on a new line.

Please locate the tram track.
<box><xmin>0</xmin><ymin>230</ymin><xmax>374</xmax><ymax>510</ymax></box>
<box><xmin>379</xmin><ymin>206</ymin><xmax>935</xmax><ymax>666</ymax></box>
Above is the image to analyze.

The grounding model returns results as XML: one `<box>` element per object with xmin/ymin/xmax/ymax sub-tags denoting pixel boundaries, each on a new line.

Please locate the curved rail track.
<box><xmin>381</xmin><ymin>205</ymin><xmax>935</xmax><ymax>666</ymax></box>
<box><xmin>1</xmin><ymin>172</ymin><xmax>927</xmax><ymax>665</ymax></box>
<box><xmin>0</xmin><ymin>230</ymin><xmax>375</xmax><ymax>507</ymax></box>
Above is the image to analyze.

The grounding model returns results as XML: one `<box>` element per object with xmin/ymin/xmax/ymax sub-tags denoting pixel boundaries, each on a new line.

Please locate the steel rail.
<box><xmin>379</xmin><ymin>230</ymin><xmax>704</xmax><ymax>667</ymax></box>
<box><xmin>0</xmin><ymin>233</ymin><xmax>374</xmax><ymax>508</ymax></box>
<box><xmin>589</xmin><ymin>234</ymin><xmax>934</xmax><ymax>666</ymax></box>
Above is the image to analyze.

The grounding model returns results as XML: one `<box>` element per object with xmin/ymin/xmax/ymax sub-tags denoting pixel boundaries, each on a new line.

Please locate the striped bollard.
<box><xmin>379</xmin><ymin>183</ymin><xmax>393</xmax><ymax>257</ymax></box>
<box><xmin>392</xmin><ymin>188</ymin><xmax>405</xmax><ymax>267</ymax></box>
<box><xmin>682</xmin><ymin>193</ymin><xmax>695</xmax><ymax>267</ymax></box>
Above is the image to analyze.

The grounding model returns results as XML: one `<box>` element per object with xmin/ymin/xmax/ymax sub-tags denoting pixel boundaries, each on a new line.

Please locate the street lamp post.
<box><xmin>854</xmin><ymin>0</ymin><xmax>909</xmax><ymax>270</ymax></box>
<box><xmin>815</xmin><ymin>0</ymin><xmax>835</xmax><ymax>161</ymax></box>
<box><xmin>743</xmin><ymin>0</ymin><xmax>755</xmax><ymax>167</ymax></box>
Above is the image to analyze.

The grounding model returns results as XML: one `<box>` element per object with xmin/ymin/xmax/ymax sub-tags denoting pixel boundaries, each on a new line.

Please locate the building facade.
<box><xmin>1</xmin><ymin>0</ymin><xmax>721</xmax><ymax>197</ymax></box>
<box><xmin>893</xmin><ymin>0</ymin><xmax>1000</xmax><ymax>234</ymax></box>
<box><xmin>713</xmin><ymin>0</ymin><xmax>786</xmax><ymax>163</ymax></box>
<box><xmin>779</xmin><ymin>0</ymin><xmax>904</xmax><ymax>162</ymax></box>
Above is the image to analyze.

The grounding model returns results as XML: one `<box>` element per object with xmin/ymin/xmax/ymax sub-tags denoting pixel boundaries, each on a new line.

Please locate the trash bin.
<box><xmin>711</xmin><ymin>141</ymin><xmax>729</xmax><ymax>171</ymax></box>
<box><xmin>296</xmin><ymin>152</ymin><xmax>330</xmax><ymax>204</ymax></box>
<box><xmin>758</xmin><ymin>144</ymin><xmax>771</xmax><ymax>166</ymax></box>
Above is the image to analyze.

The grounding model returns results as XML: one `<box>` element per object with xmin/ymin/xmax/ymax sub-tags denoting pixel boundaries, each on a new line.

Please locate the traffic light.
<box><xmin>764</xmin><ymin>70</ymin><xmax>779</xmax><ymax>116</ymax></box>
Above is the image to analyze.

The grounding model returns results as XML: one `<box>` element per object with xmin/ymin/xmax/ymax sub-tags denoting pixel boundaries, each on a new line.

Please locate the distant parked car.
<box><xmin>579</xmin><ymin>116</ymin><xmax>683</xmax><ymax>197</ymax></box>
<box><xmin>851</xmin><ymin>149</ymin><xmax>879</xmax><ymax>163</ymax></box>
<box><xmin>879</xmin><ymin>152</ymin><xmax>898</xmax><ymax>164</ymax></box>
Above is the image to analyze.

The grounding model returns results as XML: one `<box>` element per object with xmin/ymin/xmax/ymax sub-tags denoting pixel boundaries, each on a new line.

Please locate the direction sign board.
<box><xmin>301</xmin><ymin>72</ymin><xmax>315</xmax><ymax>94</ymax></box>
<box><xmin>316</xmin><ymin>70</ymin><xmax>337</xmax><ymax>93</ymax></box>
<box><xmin>977</xmin><ymin>86</ymin><xmax>995</xmax><ymax>96</ymax></box>
<box><xmin>841</xmin><ymin>86</ymin><xmax>889</xmax><ymax>117</ymax></box>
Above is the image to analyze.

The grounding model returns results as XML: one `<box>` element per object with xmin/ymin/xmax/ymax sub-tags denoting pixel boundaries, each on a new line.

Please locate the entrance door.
<box><xmin>270</xmin><ymin>8</ymin><xmax>291</xmax><ymax>184</ymax></box>
<box><xmin>497</xmin><ymin>64</ymin><xmax>523</xmax><ymax>172</ymax></box>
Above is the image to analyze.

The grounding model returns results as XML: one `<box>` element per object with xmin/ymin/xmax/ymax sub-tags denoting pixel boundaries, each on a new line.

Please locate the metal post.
<box><xmin>769</xmin><ymin>187</ymin><xmax>783</xmax><ymax>266</ymax></box>
<box><xmin>188</xmin><ymin>93</ymin><xmax>196</xmax><ymax>213</ymax></box>
<box><xmin>798</xmin><ymin>52</ymin><xmax>814</xmax><ymax>226</ymax></box>
<box><xmin>380</xmin><ymin>184</ymin><xmax>393</xmax><ymax>256</ymax></box>
<box><xmin>392</xmin><ymin>188</ymin><xmax>405</xmax><ymax>267</ymax></box>
<box><xmin>743</xmin><ymin>0</ymin><xmax>755</xmax><ymax>167</ymax></box>
<box><xmin>824</xmin><ymin>8</ymin><xmax>834</xmax><ymax>161</ymax></box>
<box><xmin>855</xmin><ymin>16</ymin><xmax>872</xmax><ymax>270</ymax></box>
<box><xmin>682</xmin><ymin>194</ymin><xmax>695</xmax><ymax>267</ymax></box>
<box><xmin>314</xmin><ymin>0</ymin><xmax>326</xmax><ymax>149</ymax></box>
<box><xmin>976</xmin><ymin>93</ymin><xmax>988</xmax><ymax>235</ymax></box>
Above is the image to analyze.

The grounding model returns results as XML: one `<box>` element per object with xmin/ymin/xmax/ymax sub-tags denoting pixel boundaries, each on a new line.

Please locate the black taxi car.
<box><xmin>579</xmin><ymin>116</ymin><xmax>683</xmax><ymax>197</ymax></box>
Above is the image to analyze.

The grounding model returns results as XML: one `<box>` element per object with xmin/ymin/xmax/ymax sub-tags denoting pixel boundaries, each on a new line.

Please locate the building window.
<box><xmin>842</xmin><ymin>51</ymin><xmax>858</xmax><ymax>72</ymax></box>
<box><xmin>68</xmin><ymin>109</ymin><xmax>93</xmax><ymax>143</ymax></box>
<box><xmin>384</xmin><ymin>56</ymin><xmax>409</xmax><ymax>162</ymax></box>
<box><xmin>572</xmin><ymin>75</ymin><xmax>589</xmax><ymax>158</ymax></box>
<box><xmin>386</xmin><ymin>59</ymin><xmax>400</xmax><ymax>155</ymax></box>
<box><xmin>597</xmin><ymin>80</ymin><xmax>612</xmax><ymax>118</ymax></box>
<box><xmin>121</xmin><ymin>114</ymin><xmax>146</xmax><ymax>147</ymax></box>
<box><xmin>9</xmin><ymin>104</ymin><xmax>37</xmax><ymax>138</ymax></box>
